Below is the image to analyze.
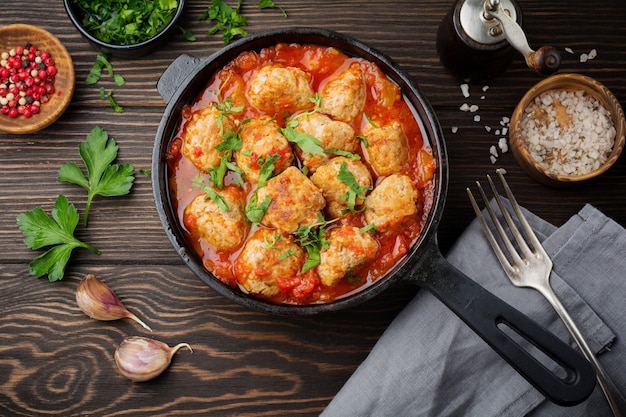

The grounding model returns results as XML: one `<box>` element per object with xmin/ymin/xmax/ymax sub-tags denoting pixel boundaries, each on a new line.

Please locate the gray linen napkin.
<box><xmin>322</xmin><ymin>203</ymin><xmax>625</xmax><ymax>417</ymax></box>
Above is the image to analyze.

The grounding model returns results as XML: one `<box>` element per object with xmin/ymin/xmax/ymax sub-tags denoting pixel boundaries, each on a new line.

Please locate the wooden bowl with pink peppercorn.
<box><xmin>0</xmin><ymin>23</ymin><xmax>75</xmax><ymax>134</ymax></box>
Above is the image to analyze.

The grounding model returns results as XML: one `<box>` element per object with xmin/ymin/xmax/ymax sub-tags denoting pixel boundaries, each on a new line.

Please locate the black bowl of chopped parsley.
<box><xmin>64</xmin><ymin>0</ymin><xmax>184</xmax><ymax>58</ymax></box>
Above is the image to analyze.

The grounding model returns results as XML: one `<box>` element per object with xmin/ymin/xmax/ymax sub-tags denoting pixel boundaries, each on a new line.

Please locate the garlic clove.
<box><xmin>114</xmin><ymin>336</ymin><xmax>193</xmax><ymax>382</ymax></box>
<box><xmin>76</xmin><ymin>274</ymin><xmax>152</xmax><ymax>331</ymax></box>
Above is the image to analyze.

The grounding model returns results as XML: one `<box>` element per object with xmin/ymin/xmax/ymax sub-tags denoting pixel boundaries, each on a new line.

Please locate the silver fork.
<box><xmin>467</xmin><ymin>170</ymin><xmax>625</xmax><ymax>417</ymax></box>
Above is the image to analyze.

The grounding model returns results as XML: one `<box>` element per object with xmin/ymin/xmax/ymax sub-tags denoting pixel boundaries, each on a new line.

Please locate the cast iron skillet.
<box><xmin>152</xmin><ymin>28</ymin><xmax>595</xmax><ymax>406</ymax></box>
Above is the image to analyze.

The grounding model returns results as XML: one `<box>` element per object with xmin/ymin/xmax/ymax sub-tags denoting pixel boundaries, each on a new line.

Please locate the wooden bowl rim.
<box><xmin>509</xmin><ymin>73</ymin><xmax>626</xmax><ymax>187</ymax></box>
<box><xmin>0</xmin><ymin>23</ymin><xmax>75</xmax><ymax>134</ymax></box>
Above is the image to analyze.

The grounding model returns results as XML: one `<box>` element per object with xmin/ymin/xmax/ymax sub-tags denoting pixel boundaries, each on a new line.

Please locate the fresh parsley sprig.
<box><xmin>58</xmin><ymin>126</ymin><xmax>136</xmax><ymax>226</ymax></box>
<box><xmin>17</xmin><ymin>195</ymin><xmax>100</xmax><ymax>282</ymax></box>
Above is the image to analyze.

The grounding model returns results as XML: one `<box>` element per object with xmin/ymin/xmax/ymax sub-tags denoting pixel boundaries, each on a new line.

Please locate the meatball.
<box><xmin>182</xmin><ymin>105</ymin><xmax>235</xmax><ymax>172</ymax></box>
<box><xmin>183</xmin><ymin>185</ymin><xmax>247</xmax><ymax>250</ymax></box>
<box><xmin>235</xmin><ymin>117</ymin><xmax>294</xmax><ymax>183</ymax></box>
<box><xmin>310</xmin><ymin>157</ymin><xmax>372</xmax><ymax>218</ymax></box>
<box><xmin>319</xmin><ymin>61</ymin><xmax>366</xmax><ymax>123</ymax></box>
<box><xmin>317</xmin><ymin>225</ymin><xmax>379</xmax><ymax>286</ymax></box>
<box><xmin>248</xmin><ymin>64</ymin><xmax>314</xmax><ymax>114</ymax></box>
<box><xmin>257</xmin><ymin>166</ymin><xmax>326</xmax><ymax>233</ymax></box>
<box><xmin>294</xmin><ymin>112</ymin><xmax>358</xmax><ymax>173</ymax></box>
<box><xmin>234</xmin><ymin>228</ymin><xmax>305</xmax><ymax>297</ymax></box>
<box><xmin>364</xmin><ymin>174</ymin><xmax>418</xmax><ymax>234</ymax></box>
<box><xmin>363</xmin><ymin>120</ymin><xmax>409</xmax><ymax>176</ymax></box>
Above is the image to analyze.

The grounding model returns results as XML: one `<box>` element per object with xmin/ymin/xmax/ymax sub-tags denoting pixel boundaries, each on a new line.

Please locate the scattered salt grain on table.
<box><xmin>460</xmin><ymin>83</ymin><xmax>470</xmax><ymax>98</ymax></box>
<box><xmin>451</xmin><ymin>126</ymin><xmax>458</xmax><ymax>134</ymax></box>
<box><xmin>519</xmin><ymin>89</ymin><xmax>616</xmax><ymax>176</ymax></box>
<box><xmin>565</xmin><ymin>47</ymin><xmax>574</xmax><ymax>54</ymax></box>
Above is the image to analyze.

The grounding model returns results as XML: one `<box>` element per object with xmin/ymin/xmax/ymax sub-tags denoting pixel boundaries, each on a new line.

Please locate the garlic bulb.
<box><xmin>114</xmin><ymin>336</ymin><xmax>193</xmax><ymax>382</ymax></box>
<box><xmin>76</xmin><ymin>274</ymin><xmax>152</xmax><ymax>331</ymax></box>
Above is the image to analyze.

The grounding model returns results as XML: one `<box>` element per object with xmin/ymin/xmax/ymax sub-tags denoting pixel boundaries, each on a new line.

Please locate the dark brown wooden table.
<box><xmin>1</xmin><ymin>1</ymin><xmax>625</xmax><ymax>415</ymax></box>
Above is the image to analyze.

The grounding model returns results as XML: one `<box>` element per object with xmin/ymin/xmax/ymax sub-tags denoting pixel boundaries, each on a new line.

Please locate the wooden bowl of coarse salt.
<box><xmin>509</xmin><ymin>73</ymin><xmax>625</xmax><ymax>187</ymax></box>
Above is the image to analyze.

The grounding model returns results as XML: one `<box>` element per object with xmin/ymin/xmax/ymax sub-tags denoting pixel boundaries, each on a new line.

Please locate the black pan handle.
<box><xmin>157</xmin><ymin>54</ymin><xmax>202</xmax><ymax>104</ymax></box>
<box><xmin>412</xmin><ymin>244</ymin><xmax>596</xmax><ymax>406</ymax></box>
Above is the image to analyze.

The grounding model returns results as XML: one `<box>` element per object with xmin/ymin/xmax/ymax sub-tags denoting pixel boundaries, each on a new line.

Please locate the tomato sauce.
<box><xmin>166</xmin><ymin>43</ymin><xmax>435</xmax><ymax>305</ymax></box>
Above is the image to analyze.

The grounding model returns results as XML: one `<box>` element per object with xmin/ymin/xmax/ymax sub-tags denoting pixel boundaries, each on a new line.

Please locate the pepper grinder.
<box><xmin>436</xmin><ymin>0</ymin><xmax>561</xmax><ymax>81</ymax></box>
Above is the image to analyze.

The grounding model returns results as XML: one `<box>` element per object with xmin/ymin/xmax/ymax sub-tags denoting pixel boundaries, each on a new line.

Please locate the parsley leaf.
<box><xmin>338</xmin><ymin>162</ymin><xmax>372</xmax><ymax>213</ymax></box>
<box><xmin>17</xmin><ymin>195</ymin><xmax>100</xmax><ymax>282</ymax></box>
<box><xmin>58</xmin><ymin>126</ymin><xmax>135</xmax><ymax>226</ymax></box>
<box><xmin>258</xmin><ymin>0</ymin><xmax>287</xmax><ymax>17</ymax></box>
<box><xmin>279</xmin><ymin>124</ymin><xmax>326</xmax><ymax>156</ymax></box>
<box><xmin>192</xmin><ymin>175</ymin><xmax>230</xmax><ymax>211</ymax></box>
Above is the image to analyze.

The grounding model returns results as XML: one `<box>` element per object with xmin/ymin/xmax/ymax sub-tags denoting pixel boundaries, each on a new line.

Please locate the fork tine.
<box><xmin>467</xmin><ymin>185</ymin><xmax>518</xmax><ymax>277</ymax></box>
<box><xmin>486</xmin><ymin>174</ymin><xmax>536</xmax><ymax>262</ymax></box>
<box><xmin>495</xmin><ymin>170</ymin><xmax>549</xmax><ymax>260</ymax></box>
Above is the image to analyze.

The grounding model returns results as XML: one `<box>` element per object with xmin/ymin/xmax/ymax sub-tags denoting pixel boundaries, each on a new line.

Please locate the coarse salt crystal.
<box><xmin>490</xmin><ymin>145</ymin><xmax>498</xmax><ymax>157</ymax></box>
<box><xmin>498</xmin><ymin>138</ymin><xmax>508</xmax><ymax>153</ymax></box>
<box><xmin>460</xmin><ymin>103</ymin><xmax>470</xmax><ymax>112</ymax></box>
<box><xmin>580</xmin><ymin>53</ymin><xmax>589</xmax><ymax>63</ymax></box>
<box><xmin>469</xmin><ymin>104</ymin><xmax>479</xmax><ymax>112</ymax></box>
<box><xmin>482</xmin><ymin>85</ymin><xmax>489</xmax><ymax>92</ymax></box>
<box><xmin>474</xmin><ymin>115</ymin><xmax>481</xmax><ymax>122</ymax></box>
<box><xmin>485</xmin><ymin>126</ymin><xmax>492</xmax><ymax>132</ymax></box>
<box><xmin>588</xmin><ymin>48</ymin><xmax>597</xmax><ymax>59</ymax></box>
<box><xmin>451</xmin><ymin>126</ymin><xmax>458</xmax><ymax>133</ymax></box>
<box><xmin>490</xmin><ymin>155</ymin><xmax>497</xmax><ymax>164</ymax></box>
<box><xmin>461</xmin><ymin>83</ymin><xmax>470</xmax><ymax>98</ymax></box>
<box><xmin>565</xmin><ymin>47</ymin><xmax>574</xmax><ymax>54</ymax></box>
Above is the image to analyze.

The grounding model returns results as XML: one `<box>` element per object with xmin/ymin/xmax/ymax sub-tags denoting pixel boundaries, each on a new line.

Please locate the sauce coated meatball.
<box><xmin>310</xmin><ymin>157</ymin><xmax>372</xmax><ymax>218</ymax></box>
<box><xmin>257</xmin><ymin>166</ymin><xmax>326</xmax><ymax>233</ymax></box>
<box><xmin>183</xmin><ymin>186</ymin><xmax>247</xmax><ymax>250</ymax></box>
<box><xmin>363</xmin><ymin>120</ymin><xmax>409</xmax><ymax>176</ymax></box>
<box><xmin>319</xmin><ymin>61</ymin><xmax>366</xmax><ymax>123</ymax></box>
<box><xmin>182</xmin><ymin>105</ymin><xmax>235</xmax><ymax>172</ymax></box>
<box><xmin>247</xmin><ymin>64</ymin><xmax>315</xmax><ymax>114</ymax></box>
<box><xmin>318</xmin><ymin>225</ymin><xmax>379</xmax><ymax>286</ymax></box>
<box><xmin>234</xmin><ymin>228</ymin><xmax>305</xmax><ymax>297</ymax></box>
<box><xmin>294</xmin><ymin>112</ymin><xmax>358</xmax><ymax>173</ymax></box>
<box><xmin>364</xmin><ymin>174</ymin><xmax>418</xmax><ymax>234</ymax></box>
<box><xmin>235</xmin><ymin>117</ymin><xmax>294</xmax><ymax>183</ymax></box>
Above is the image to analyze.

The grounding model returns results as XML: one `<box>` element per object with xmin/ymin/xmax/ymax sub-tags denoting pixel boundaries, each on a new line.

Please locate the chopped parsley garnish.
<box><xmin>244</xmin><ymin>154</ymin><xmax>280</xmax><ymax>223</ymax></box>
<box><xmin>279</xmin><ymin>122</ymin><xmax>325</xmax><ymax>156</ymax></box>
<box><xmin>359</xmin><ymin>223</ymin><xmax>377</xmax><ymax>235</ymax></box>
<box><xmin>73</xmin><ymin>0</ymin><xmax>179</xmax><ymax>45</ymax></box>
<box><xmin>294</xmin><ymin>215</ymin><xmax>337</xmax><ymax>273</ymax></box>
<box><xmin>192</xmin><ymin>174</ymin><xmax>229</xmax><ymax>212</ymax></box>
<box><xmin>337</xmin><ymin>162</ymin><xmax>372</xmax><ymax>213</ymax></box>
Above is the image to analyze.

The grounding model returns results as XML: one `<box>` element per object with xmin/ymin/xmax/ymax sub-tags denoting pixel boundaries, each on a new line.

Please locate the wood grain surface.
<box><xmin>1</xmin><ymin>1</ymin><xmax>625</xmax><ymax>415</ymax></box>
